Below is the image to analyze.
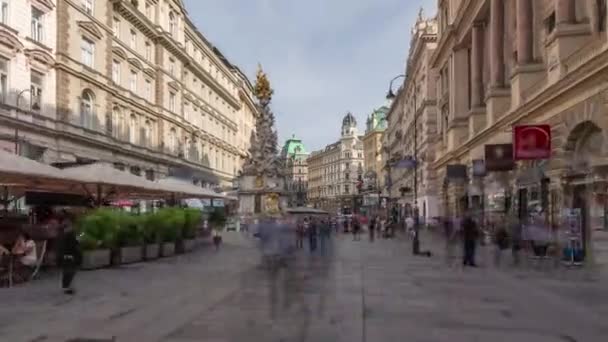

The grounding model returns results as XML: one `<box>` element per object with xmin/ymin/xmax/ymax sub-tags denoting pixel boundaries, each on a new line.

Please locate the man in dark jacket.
<box><xmin>462</xmin><ymin>213</ymin><xmax>479</xmax><ymax>267</ymax></box>
<box><xmin>56</xmin><ymin>211</ymin><xmax>82</xmax><ymax>294</ymax></box>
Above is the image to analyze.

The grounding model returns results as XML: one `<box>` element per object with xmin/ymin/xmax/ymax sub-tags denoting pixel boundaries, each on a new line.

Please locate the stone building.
<box><xmin>0</xmin><ymin>0</ymin><xmax>258</xmax><ymax>189</ymax></box>
<box><xmin>384</xmin><ymin>13</ymin><xmax>439</xmax><ymax>221</ymax></box>
<box><xmin>363</xmin><ymin>106</ymin><xmax>388</xmax><ymax>190</ymax></box>
<box><xmin>308</xmin><ymin>113</ymin><xmax>365</xmax><ymax>215</ymax></box>
<box><xmin>281</xmin><ymin>135</ymin><xmax>309</xmax><ymax>207</ymax></box>
<box><xmin>426</xmin><ymin>0</ymin><xmax>608</xmax><ymax>262</ymax></box>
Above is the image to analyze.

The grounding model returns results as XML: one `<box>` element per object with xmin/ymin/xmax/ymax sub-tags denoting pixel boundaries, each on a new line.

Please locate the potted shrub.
<box><xmin>160</xmin><ymin>208</ymin><xmax>183</xmax><ymax>257</ymax></box>
<box><xmin>142</xmin><ymin>213</ymin><xmax>161</xmax><ymax>260</ymax></box>
<box><xmin>77</xmin><ymin>209</ymin><xmax>116</xmax><ymax>270</ymax></box>
<box><xmin>181</xmin><ymin>209</ymin><xmax>201</xmax><ymax>252</ymax></box>
<box><xmin>115</xmin><ymin>214</ymin><xmax>144</xmax><ymax>265</ymax></box>
<box><xmin>208</xmin><ymin>209</ymin><xmax>227</xmax><ymax>247</ymax></box>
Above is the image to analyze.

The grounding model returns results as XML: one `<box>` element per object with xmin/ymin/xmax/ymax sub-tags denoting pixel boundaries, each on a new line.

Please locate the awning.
<box><xmin>0</xmin><ymin>149</ymin><xmax>77</xmax><ymax>190</ymax></box>
<box><xmin>155</xmin><ymin>177</ymin><xmax>225</xmax><ymax>199</ymax></box>
<box><xmin>61</xmin><ymin>163</ymin><xmax>164</xmax><ymax>201</ymax></box>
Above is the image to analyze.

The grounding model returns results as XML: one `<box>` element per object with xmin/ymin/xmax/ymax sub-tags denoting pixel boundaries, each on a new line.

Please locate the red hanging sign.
<box><xmin>513</xmin><ymin>125</ymin><xmax>551</xmax><ymax>160</ymax></box>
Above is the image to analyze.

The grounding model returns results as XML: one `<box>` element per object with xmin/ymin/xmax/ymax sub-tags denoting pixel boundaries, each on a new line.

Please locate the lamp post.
<box><xmin>387</xmin><ymin>76</ymin><xmax>420</xmax><ymax>255</ymax></box>
<box><xmin>14</xmin><ymin>89</ymin><xmax>40</xmax><ymax>156</ymax></box>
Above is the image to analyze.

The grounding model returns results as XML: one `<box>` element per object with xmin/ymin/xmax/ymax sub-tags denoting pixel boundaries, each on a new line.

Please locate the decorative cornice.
<box><xmin>0</xmin><ymin>27</ymin><xmax>24</xmax><ymax>52</ymax></box>
<box><xmin>24</xmin><ymin>48</ymin><xmax>56</xmax><ymax>67</ymax></box>
<box><xmin>32</xmin><ymin>0</ymin><xmax>55</xmax><ymax>12</ymax></box>
<box><xmin>112</xmin><ymin>46</ymin><xmax>128</xmax><ymax>60</ymax></box>
<box><xmin>77</xmin><ymin>21</ymin><xmax>104</xmax><ymax>41</ymax></box>
<box><xmin>127</xmin><ymin>57</ymin><xmax>144</xmax><ymax>70</ymax></box>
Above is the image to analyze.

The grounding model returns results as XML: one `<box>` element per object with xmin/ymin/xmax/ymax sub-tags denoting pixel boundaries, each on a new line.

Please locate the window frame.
<box><xmin>80</xmin><ymin>37</ymin><xmax>95</xmax><ymax>68</ymax></box>
<box><xmin>31</xmin><ymin>7</ymin><xmax>44</xmax><ymax>43</ymax></box>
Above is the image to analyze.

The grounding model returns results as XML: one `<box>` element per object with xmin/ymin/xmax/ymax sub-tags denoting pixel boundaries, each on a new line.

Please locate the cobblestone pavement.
<box><xmin>1</xmin><ymin>231</ymin><xmax>607</xmax><ymax>342</ymax></box>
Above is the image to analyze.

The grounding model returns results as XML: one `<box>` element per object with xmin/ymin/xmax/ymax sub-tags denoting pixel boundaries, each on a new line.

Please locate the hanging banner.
<box><xmin>446</xmin><ymin>164</ymin><xmax>467</xmax><ymax>180</ymax></box>
<box><xmin>393</xmin><ymin>156</ymin><xmax>417</xmax><ymax>169</ymax></box>
<box><xmin>485</xmin><ymin>144</ymin><xmax>515</xmax><ymax>171</ymax></box>
<box><xmin>513</xmin><ymin>125</ymin><xmax>551</xmax><ymax>160</ymax></box>
<box><xmin>472</xmin><ymin>159</ymin><xmax>486</xmax><ymax>177</ymax></box>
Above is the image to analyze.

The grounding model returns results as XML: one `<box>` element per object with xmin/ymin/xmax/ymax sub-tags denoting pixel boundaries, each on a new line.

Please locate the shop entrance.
<box><xmin>572</xmin><ymin>184</ymin><xmax>589</xmax><ymax>257</ymax></box>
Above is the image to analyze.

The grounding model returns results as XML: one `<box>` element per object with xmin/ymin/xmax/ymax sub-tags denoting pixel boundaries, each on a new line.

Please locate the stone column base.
<box><xmin>511</xmin><ymin>63</ymin><xmax>545</xmax><ymax>108</ymax></box>
<box><xmin>468</xmin><ymin>106</ymin><xmax>487</xmax><ymax>138</ymax></box>
<box><xmin>485</xmin><ymin>87</ymin><xmax>511</xmax><ymax>126</ymax></box>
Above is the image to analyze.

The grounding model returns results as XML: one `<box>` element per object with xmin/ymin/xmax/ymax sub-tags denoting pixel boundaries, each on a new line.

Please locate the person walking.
<box><xmin>352</xmin><ymin>216</ymin><xmax>361</xmax><ymax>241</ymax></box>
<box><xmin>369</xmin><ymin>215</ymin><xmax>377</xmax><ymax>242</ymax></box>
<box><xmin>308</xmin><ymin>218</ymin><xmax>318</xmax><ymax>253</ymax></box>
<box><xmin>462</xmin><ymin>212</ymin><xmax>479</xmax><ymax>267</ymax></box>
<box><xmin>296</xmin><ymin>219</ymin><xmax>305</xmax><ymax>249</ymax></box>
<box><xmin>494</xmin><ymin>222</ymin><xmax>509</xmax><ymax>267</ymax></box>
<box><xmin>56</xmin><ymin>211</ymin><xmax>82</xmax><ymax>295</ymax></box>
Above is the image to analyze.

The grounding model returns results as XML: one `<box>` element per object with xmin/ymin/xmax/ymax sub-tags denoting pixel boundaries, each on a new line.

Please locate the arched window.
<box><xmin>80</xmin><ymin>90</ymin><xmax>95</xmax><ymax>129</ymax></box>
<box><xmin>168</xmin><ymin>11</ymin><xmax>177</xmax><ymax>37</ymax></box>
<box><xmin>129</xmin><ymin>114</ymin><xmax>137</xmax><ymax>144</ymax></box>
<box><xmin>144</xmin><ymin>120</ymin><xmax>152</xmax><ymax>147</ymax></box>
<box><xmin>111</xmin><ymin>106</ymin><xmax>121</xmax><ymax>138</ymax></box>
<box><xmin>169</xmin><ymin>128</ymin><xmax>177</xmax><ymax>153</ymax></box>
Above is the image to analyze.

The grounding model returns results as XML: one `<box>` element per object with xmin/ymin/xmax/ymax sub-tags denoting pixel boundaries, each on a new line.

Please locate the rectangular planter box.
<box><xmin>144</xmin><ymin>244</ymin><xmax>160</xmax><ymax>260</ymax></box>
<box><xmin>183</xmin><ymin>239</ymin><xmax>196</xmax><ymax>252</ymax></box>
<box><xmin>120</xmin><ymin>246</ymin><xmax>143</xmax><ymax>264</ymax></box>
<box><xmin>161</xmin><ymin>242</ymin><xmax>175</xmax><ymax>257</ymax></box>
<box><xmin>81</xmin><ymin>249</ymin><xmax>111</xmax><ymax>270</ymax></box>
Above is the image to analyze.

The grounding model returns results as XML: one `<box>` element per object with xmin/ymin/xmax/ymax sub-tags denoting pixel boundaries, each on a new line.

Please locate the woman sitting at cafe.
<box><xmin>12</xmin><ymin>232</ymin><xmax>37</xmax><ymax>267</ymax></box>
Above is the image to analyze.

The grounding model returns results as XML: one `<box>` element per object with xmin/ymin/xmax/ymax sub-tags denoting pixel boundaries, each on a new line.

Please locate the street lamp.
<box><xmin>386</xmin><ymin>74</ymin><xmax>421</xmax><ymax>255</ymax></box>
<box><xmin>14</xmin><ymin>89</ymin><xmax>41</xmax><ymax>155</ymax></box>
<box><xmin>386</xmin><ymin>74</ymin><xmax>406</xmax><ymax>100</ymax></box>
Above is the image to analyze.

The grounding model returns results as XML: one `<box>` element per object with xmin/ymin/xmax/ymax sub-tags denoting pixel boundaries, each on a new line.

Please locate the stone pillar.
<box><xmin>471</xmin><ymin>22</ymin><xmax>485</xmax><ymax>107</ymax></box>
<box><xmin>516</xmin><ymin>0</ymin><xmax>534</xmax><ymax>65</ymax></box>
<box><xmin>556</xmin><ymin>0</ymin><xmax>576</xmax><ymax>24</ymax></box>
<box><xmin>490</xmin><ymin>0</ymin><xmax>505</xmax><ymax>87</ymax></box>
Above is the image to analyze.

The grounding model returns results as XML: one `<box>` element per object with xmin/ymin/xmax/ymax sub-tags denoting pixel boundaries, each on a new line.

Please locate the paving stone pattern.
<box><xmin>0</xmin><ymin>232</ymin><xmax>607</xmax><ymax>342</ymax></box>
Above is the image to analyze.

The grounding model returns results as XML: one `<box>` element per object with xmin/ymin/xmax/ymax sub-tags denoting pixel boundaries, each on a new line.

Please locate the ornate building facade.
<box><xmin>281</xmin><ymin>135</ymin><xmax>309</xmax><ymax>207</ymax></box>
<box><xmin>0</xmin><ymin>0</ymin><xmax>258</xmax><ymax>189</ymax></box>
<box><xmin>385</xmin><ymin>14</ymin><xmax>439</xmax><ymax>221</ymax></box>
<box><xmin>424</xmin><ymin>0</ymin><xmax>608</xmax><ymax>261</ymax></box>
<box><xmin>363</xmin><ymin>106</ymin><xmax>388</xmax><ymax>190</ymax></box>
<box><xmin>308</xmin><ymin>113</ymin><xmax>365</xmax><ymax>214</ymax></box>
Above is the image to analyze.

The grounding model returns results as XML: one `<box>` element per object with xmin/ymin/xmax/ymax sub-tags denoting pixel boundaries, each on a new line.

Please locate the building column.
<box><xmin>556</xmin><ymin>0</ymin><xmax>576</xmax><ymax>24</ymax></box>
<box><xmin>471</xmin><ymin>22</ymin><xmax>485</xmax><ymax>107</ymax></box>
<box><xmin>490</xmin><ymin>0</ymin><xmax>505</xmax><ymax>88</ymax></box>
<box><xmin>516</xmin><ymin>0</ymin><xmax>534</xmax><ymax>65</ymax></box>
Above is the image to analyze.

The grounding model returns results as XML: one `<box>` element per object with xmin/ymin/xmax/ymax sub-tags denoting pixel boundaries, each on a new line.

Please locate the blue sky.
<box><xmin>184</xmin><ymin>0</ymin><xmax>435</xmax><ymax>151</ymax></box>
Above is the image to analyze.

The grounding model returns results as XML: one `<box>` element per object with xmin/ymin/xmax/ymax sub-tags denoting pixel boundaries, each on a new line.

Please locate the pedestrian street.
<box><xmin>1</xmin><ymin>231</ymin><xmax>607</xmax><ymax>342</ymax></box>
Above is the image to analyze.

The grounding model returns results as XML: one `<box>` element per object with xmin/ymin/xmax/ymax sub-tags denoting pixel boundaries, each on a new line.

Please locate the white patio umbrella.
<box><xmin>60</xmin><ymin>163</ymin><xmax>167</xmax><ymax>204</ymax></box>
<box><xmin>155</xmin><ymin>177</ymin><xmax>226</xmax><ymax>199</ymax></box>
<box><xmin>0</xmin><ymin>149</ymin><xmax>74</xmax><ymax>189</ymax></box>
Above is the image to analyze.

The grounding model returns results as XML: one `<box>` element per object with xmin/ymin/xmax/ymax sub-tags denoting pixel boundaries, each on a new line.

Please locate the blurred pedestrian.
<box><xmin>296</xmin><ymin>219</ymin><xmax>305</xmax><ymax>249</ymax></box>
<box><xmin>308</xmin><ymin>218</ymin><xmax>318</xmax><ymax>252</ymax></box>
<box><xmin>510</xmin><ymin>216</ymin><xmax>523</xmax><ymax>266</ymax></box>
<box><xmin>56</xmin><ymin>211</ymin><xmax>81</xmax><ymax>295</ymax></box>
<box><xmin>212</xmin><ymin>229</ymin><xmax>222</xmax><ymax>251</ymax></box>
<box><xmin>462</xmin><ymin>211</ymin><xmax>479</xmax><ymax>267</ymax></box>
<box><xmin>352</xmin><ymin>216</ymin><xmax>361</xmax><ymax>241</ymax></box>
<box><xmin>369</xmin><ymin>215</ymin><xmax>377</xmax><ymax>242</ymax></box>
<box><xmin>319</xmin><ymin>219</ymin><xmax>330</xmax><ymax>253</ymax></box>
<box><xmin>493</xmin><ymin>222</ymin><xmax>509</xmax><ymax>267</ymax></box>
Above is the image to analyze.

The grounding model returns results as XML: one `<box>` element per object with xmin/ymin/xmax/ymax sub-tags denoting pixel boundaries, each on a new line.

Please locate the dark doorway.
<box><xmin>572</xmin><ymin>184</ymin><xmax>589</xmax><ymax>257</ymax></box>
<box><xmin>254</xmin><ymin>194</ymin><xmax>261</xmax><ymax>214</ymax></box>
<box><xmin>518</xmin><ymin>188</ymin><xmax>529</xmax><ymax>220</ymax></box>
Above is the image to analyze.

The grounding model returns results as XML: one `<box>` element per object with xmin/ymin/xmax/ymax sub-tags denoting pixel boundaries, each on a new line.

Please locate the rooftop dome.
<box><xmin>342</xmin><ymin>112</ymin><xmax>357</xmax><ymax>128</ymax></box>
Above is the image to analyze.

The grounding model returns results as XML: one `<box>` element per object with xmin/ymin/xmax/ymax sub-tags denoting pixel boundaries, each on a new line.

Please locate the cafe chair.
<box><xmin>30</xmin><ymin>240</ymin><xmax>47</xmax><ymax>280</ymax></box>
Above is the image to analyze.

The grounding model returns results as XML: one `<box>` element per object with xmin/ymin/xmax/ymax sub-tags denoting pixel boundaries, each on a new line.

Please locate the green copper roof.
<box><xmin>366</xmin><ymin>106</ymin><xmax>388</xmax><ymax>133</ymax></box>
<box><xmin>281</xmin><ymin>135</ymin><xmax>308</xmax><ymax>157</ymax></box>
